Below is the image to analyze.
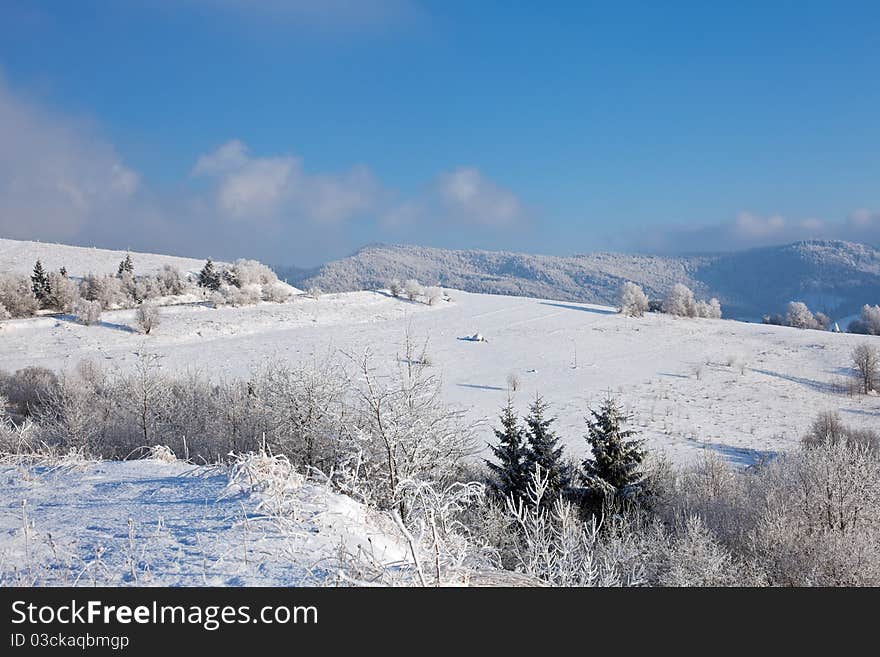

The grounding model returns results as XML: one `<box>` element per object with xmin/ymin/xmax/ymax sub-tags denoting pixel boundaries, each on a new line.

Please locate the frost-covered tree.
<box><xmin>0</xmin><ymin>273</ymin><xmax>39</xmax><ymax>318</ymax></box>
<box><xmin>662</xmin><ymin>283</ymin><xmax>696</xmax><ymax>317</ymax></box>
<box><xmin>424</xmin><ymin>286</ymin><xmax>443</xmax><ymax>306</ymax></box>
<box><xmin>117</xmin><ymin>253</ymin><xmax>134</xmax><ymax>277</ymax></box>
<box><xmin>388</xmin><ymin>279</ymin><xmax>402</xmax><ymax>298</ymax></box>
<box><xmin>135</xmin><ymin>301</ymin><xmax>161</xmax><ymax>335</ymax></box>
<box><xmin>44</xmin><ymin>271</ymin><xmax>78</xmax><ymax>313</ymax></box>
<box><xmin>198</xmin><ymin>259</ymin><xmax>222</xmax><ymax>291</ymax></box>
<box><xmin>81</xmin><ymin>273</ymin><xmax>123</xmax><ymax>309</ymax></box>
<box><xmin>31</xmin><ymin>260</ymin><xmax>50</xmax><ymax>303</ymax></box>
<box><xmin>694</xmin><ymin>298</ymin><xmax>722</xmax><ymax>319</ymax></box>
<box><xmin>74</xmin><ymin>299</ymin><xmax>103</xmax><ymax>326</ymax></box>
<box><xmin>404</xmin><ymin>279</ymin><xmax>424</xmax><ymax>302</ymax></box>
<box><xmin>785</xmin><ymin>301</ymin><xmax>827</xmax><ymax>330</ymax></box>
<box><xmin>617</xmin><ymin>281</ymin><xmax>649</xmax><ymax>317</ymax></box>
<box><xmin>522</xmin><ymin>396</ymin><xmax>572</xmax><ymax>503</ymax></box>
<box><xmin>851</xmin><ymin>343</ymin><xmax>880</xmax><ymax>394</ymax></box>
<box><xmin>848</xmin><ymin>304</ymin><xmax>880</xmax><ymax>335</ymax></box>
<box><xmin>582</xmin><ymin>397</ymin><xmax>646</xmax><ymax>503</ymax></box>
<box><xmin>486</xmin><ymin>398</ymin><xmax>530</xmax><ymax>501</ymax></box>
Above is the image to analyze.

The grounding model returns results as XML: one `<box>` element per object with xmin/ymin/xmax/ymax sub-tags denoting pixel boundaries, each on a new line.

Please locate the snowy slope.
<box><xmin>0</xmin><ymin>457</ymin><xmax>410</xmax><ymax>586</ymax></box>
<box><xmin>3</xmin><ymin>288</ymin><xmax>879</xmax><ymax>465</ymax></box>
<box><xmin>0</xmin><ymin>238</ymin><xmax>214</xmax><ymax>277</ymax></box>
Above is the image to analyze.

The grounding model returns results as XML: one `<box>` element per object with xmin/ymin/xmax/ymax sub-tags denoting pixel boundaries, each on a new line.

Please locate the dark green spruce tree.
<box><xmin>486</xmin><ymin>397</ymin><xmax>529</xmax><ymax>501</ymax></box>
<box><xmin>582</xmin><ymin>397</ymin><xmax>646</xmax><ymax>503</ymax></box>
<box><xmin>117</xmin><ymin>253</ymin><xmax>134</xmax><ymax>277</ymax></box>
<box><xmin>523</xmin><ymin>395</ymin><xmax>572</xmax><ymax>503</ymax></box>
<box><xmin>31</xmin><ymin>260</ymin><xmax>49</xmax><ymax>302</ymax></box>
<box><xmin>198</xmin><ymin>258</ymin><xmax>221</xmax><ymax>291</ymax></box>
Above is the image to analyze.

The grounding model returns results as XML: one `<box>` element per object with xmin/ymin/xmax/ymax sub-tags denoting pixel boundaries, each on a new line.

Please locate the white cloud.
<box><xmin>0</xmin><ymin>77</ymin><xmax>531</xmax><ymax>265</ymax></box>
<box><xmin>436</xmin><ymin>167</ymin><xmax>527</xmax><ymax>227</ymax></box>
<box><xmin>0</xmin><ymin>76</ymin><xmax>139</xmax><ymax>242</ymax></box>
<box><xmin>192</xmin><ymin>140</ymin><xmax>383</xmax><ymax>225</ymax></box>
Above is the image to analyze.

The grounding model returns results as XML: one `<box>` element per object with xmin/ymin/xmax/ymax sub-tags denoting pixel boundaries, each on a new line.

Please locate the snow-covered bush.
<box><xmin>80</xmin><ymin>273</ymin><xmax>124</xmax><ymax>309</ymax></box>
<box><xmin>44</xmin><ymin>271</ymin><xmax>78</xmax><ymax>313</ymax></box>
<box><xmin>156</xmin><ymin>265</ymin><xmax>186</xmax><ymax>296</ymax></box>
<box><xmin>228</xmin><ymin>259</ymin><xmax>278</xmax><ymax>288</ymax></box>
<box><xmin>424</xmin><ymin>286</ymin><xmax>443</xmax><ymax>306</ymax></box>
<box><xmin>388</xmin><ymin>279</ymin><xmax>402</xmax><ymax>298</ymax></box>
<box><xmin>404</xmin><ymin>279</ymin><xmax>424</xmax><ymax>302</ymax></box>
<box><xmin>0</xmin><ymin>273</ymin><xmax>39</xmax><ymax>318</ymax></box>
<box><xmin>262</xmin><ymin>282</ymin><xmax>292</xmax><ymax>303</ymax></box>
<box><xmin>662</xmin><ymin>283</ymin><xmax>696</xmax><ymax>317</ymax></box>
<box><xmin>135</xmin><ymin>302</ymin><xmax>161</xmax><ymax>335</ymax></box>
<box><xmin>617</xmin><ymin>281</ymin><xmax>649</xmax><ymax>317</ymax></box>
<box><xmin>0</xmin><ymin>302</ymin><xmax>9</xmax><ymax>321</ymax></box>
<box><xmin>693</xmin><ymin>298</ymin><xmax>722</xmax><ymax>319</ymax></box>
<box><xmin>74</xmin><ymin>299</ymin><xmax>103</xmax><ymax>326</ymax></box>
<box><xmin>307</xmin><ymin>286</ymin><xmax>322</xmax><ymax>300</ymax></box>
<box><xmin>659</xmin><ymin>285</ymin><xmax>721</xmax><ymax>319</ymax></box>
<box><xmin>848</xmin><ymin>304</ymin><xmax>880</xmax><ymax>335</ymax></box>
<box><xmin>215</xmin><ymin>284</ymin><xmax>262</xmax><ymax>307</ymax></box>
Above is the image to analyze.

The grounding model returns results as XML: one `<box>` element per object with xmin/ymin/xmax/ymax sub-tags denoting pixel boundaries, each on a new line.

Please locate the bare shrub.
<box><xmin>1</xmin><ymin>367</ymin><xmax>59</xmax><ymax>417</ymax></box>
<box><xmin>851</xmin><ymin>342</ymin><xmax>880</xmax><ymax>394</ymax></box>
<box><xmin>803</xmin><ymin>411</ymin><xmax>879</xmax><ymax>452</ymax></box>
<box><xmin>506</xmin><ymin>372</ymin><xmax>520</xmax><ymax>392</ymax></box>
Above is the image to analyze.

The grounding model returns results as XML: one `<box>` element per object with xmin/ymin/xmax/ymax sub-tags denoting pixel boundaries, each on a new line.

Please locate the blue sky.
<box><xmin>1</xmin><ymin>1</ymin><xmax>879</xmax><ymax>266</ymax></box>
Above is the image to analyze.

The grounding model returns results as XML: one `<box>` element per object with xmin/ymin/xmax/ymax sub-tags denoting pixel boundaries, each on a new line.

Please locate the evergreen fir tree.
<box><xmin>523</xmin><ymin>395</ymin><xmax>572</xmax><ymax>502</ymax></box>
<box><xmin>31</xmin><ymin>260</ymin><xmax>49</xmax><ymax>302</ymax></box>
<box><xmin>59</xmin><ymin>266</ymin><xmax>68</xmax><ymax>278</ymax></box>
<box><xmin>486</xmin><ymin>397</ymin><xmax>530</xmax><ymax>501</ymax></box>
<box><xmin>582</xmin><ymin>397</ymin><xmax>646</xmax><ymax>501</ymax></box>
<box><xmin>198</xmin><ymin>259</ymin><xmax>221</xmax><ymax>291</ymax></box>
<box><xmin>117</xmin><ymin>253</ymin><xmax>134</xmax><ymax>277</ymax></box>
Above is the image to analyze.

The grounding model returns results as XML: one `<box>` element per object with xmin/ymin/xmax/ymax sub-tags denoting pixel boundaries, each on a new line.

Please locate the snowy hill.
<box><xmin>0</xmin><ymin>238</ymin><xmax>214</xmax><ymax>277</ymax></box>
<box><xmin>288</xmin><ymin>240</ymin><xmax>880</xmax><ymax>321</ymax></box>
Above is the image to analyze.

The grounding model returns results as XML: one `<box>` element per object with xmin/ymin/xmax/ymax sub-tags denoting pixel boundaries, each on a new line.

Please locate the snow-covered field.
<box><xmin>3</xmin><ymin>287</ymin><xmax>880</xmax><ymax>464</ymax></box>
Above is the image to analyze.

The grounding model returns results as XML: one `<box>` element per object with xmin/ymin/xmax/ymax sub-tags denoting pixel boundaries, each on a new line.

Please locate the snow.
<box><xmin>0</xmin><ymin>457</ymin><xmax>409</xmax><ymax>586</ymax></box>
<box><xmin>6</xmin><ymin>238</ymin><xmax>880</xmax><ymax>586</ymax></box>
<box><xmin>0</xmin><ymin>238</ymin><xmax>213</xmax><ymax>278</ymax></box>
<box><xmin>3</xmin><ymin>287</ymin><xmax>880</xmax><ymax>465</ymax></box>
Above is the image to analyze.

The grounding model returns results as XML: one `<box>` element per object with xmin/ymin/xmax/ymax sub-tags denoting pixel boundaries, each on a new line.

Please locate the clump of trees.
<box><xmin>198</xmin><ymin>258</ymin><xmax>291</xmax><ymax>307</ymax></box>
<box><xmin>848</xmin><ymin>304</ymin><xmax>880</xmax><ymax>335</ymax></box>
<box><xmin>618</xmin><ymin>282</ymin><xmax>721</xmax><ymax>319</ymax></box>
<box><xmin>763</xmin><ymin>301</ymin><xmax>829</xmax><ymax>331</ymax></box>
<box><xmin>662</xmin><ymin>284</ymin><xmax>722</xmax><ymax>319</ymax></box>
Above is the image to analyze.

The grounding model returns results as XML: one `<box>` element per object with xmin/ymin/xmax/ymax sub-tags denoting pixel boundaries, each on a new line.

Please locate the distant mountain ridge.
<box><xmin>283</xmin><ymin>240</ymin><xmax>880</xmax><ymax>321</ymax></box>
